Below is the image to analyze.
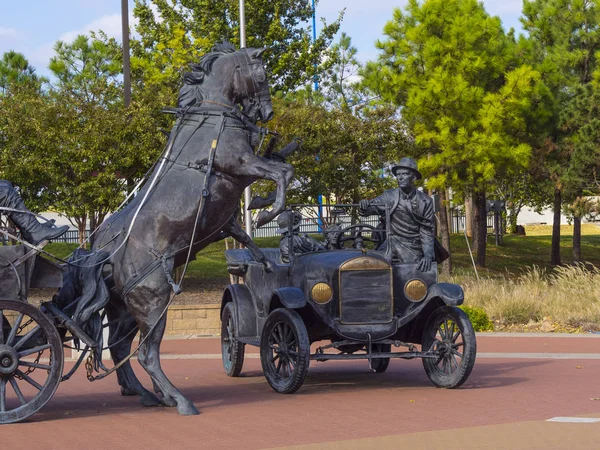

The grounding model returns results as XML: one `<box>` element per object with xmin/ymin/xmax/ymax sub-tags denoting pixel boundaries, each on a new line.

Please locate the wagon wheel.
<box><xmin>260</xmin><ymin>308</ymin><xmax>309</xmax><ymax>394</ymax></box>
<box><xmin>221</xmin><ymin>302</ymin><xmax>245</xmax><ymax>377</ymax></box>
<box><xmin>421</xmin><ymin>306</ymin><xmax>476</xmax><ymax>389</ymax></box>
<box><xmin>370</xmin><ymin>343</ymin><xmax>391</xmax><ymax>373</ymax></box>
<box><xmin>0</xmin><ymin>300</ymin><xmax>64</xmax><ymax>424</ymax></box>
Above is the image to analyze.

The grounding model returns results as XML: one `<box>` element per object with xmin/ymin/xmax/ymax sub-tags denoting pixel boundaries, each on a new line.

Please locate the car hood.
<box><xmin>291</xmin><ymin>250</ymin><xmax>390</xmax><ymax>280</ymax></box>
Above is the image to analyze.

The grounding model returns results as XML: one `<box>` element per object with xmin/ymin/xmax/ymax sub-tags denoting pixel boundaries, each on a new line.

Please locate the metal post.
<box><xmin>121</xmin><ymin>0</ymin><xmax>131</xmax><ymax>107</ymax></box>
<box><xmin>309</xmin><ymin>0</ymin><xmax>324</xmax><ymax>231</ymax></box>
<box><xmin>239</xmin><ymin>0</ymin><xmax>253</xmax><ymax>237</ymax></box>
<box><xmin>494</xmin><ymin>210</ymin><xmax>500</xmax><ymax>246</ymax></box>
<box><xmin>311</xmin><ymin>0</ymin><xmax>318</xmax><ymax>92</ymax></box>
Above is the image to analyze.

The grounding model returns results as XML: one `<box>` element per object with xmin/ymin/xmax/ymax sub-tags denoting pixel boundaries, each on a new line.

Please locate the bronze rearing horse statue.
<box><xmin>57</xmin><ymin>42</ymin><xmax>294</xmax><ymax>415</ymax></box>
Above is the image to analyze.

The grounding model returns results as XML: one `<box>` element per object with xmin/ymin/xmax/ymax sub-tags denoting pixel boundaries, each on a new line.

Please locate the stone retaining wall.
<box><xmin>3</xmin><ymin>304</ymin><xmax>223</xmax><ymax>337</ymax></box>
<box><xmin>165</xmin><ymin>304</ymin><xmax>222</xmax><ymax>336</ymax></box>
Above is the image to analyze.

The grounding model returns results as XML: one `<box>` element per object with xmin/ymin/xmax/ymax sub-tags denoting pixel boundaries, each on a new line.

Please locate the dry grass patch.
<box><xmin>449</xmin><ymin>264</ymin><xmax>600</xmax><ymax>332</ymax></box>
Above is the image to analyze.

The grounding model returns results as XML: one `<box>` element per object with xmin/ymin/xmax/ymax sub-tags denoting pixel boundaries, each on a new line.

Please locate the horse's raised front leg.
<box><xmin>221</xmin><ymin>214</ymin><xmax>273</xmax><ymax>272</ymax></box>
<box><xmin>231</xmin><ymin>156</ymin><xmax>294</xmax><ymax>227</ymax></box>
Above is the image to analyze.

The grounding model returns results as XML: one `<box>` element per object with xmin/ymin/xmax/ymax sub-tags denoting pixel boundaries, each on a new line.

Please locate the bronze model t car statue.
<box><xmin>221</xmin><ymin>159</ymin><xmax>476</xmax><ymax>394</ymax></box>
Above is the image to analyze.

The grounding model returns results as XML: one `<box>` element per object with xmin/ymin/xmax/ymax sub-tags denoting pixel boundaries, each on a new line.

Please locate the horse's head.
<box><xmin>235</xmin><ymin>47</ymin><xmax>273</xmax><ymax>123</ymax></box>
<box><xmin>179</xmin><ymin>42</ymin><xmax>273</xmax><ymax>123</ymax></box>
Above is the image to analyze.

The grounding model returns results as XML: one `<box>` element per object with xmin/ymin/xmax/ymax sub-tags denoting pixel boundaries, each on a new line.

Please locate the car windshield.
<box><xmin>269</xmin><ymin>204</ymin><xmax>391</xmax><ymax>260</ymax></box>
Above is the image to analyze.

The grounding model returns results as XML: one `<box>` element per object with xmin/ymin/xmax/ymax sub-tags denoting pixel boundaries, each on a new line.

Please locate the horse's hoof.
<box><xmin>178</xmin><ymin>402</ymin><xmax>200</xmax><ymax>416</ymax></box>
<box><xmin>140</xmin><ymin>391</ymin><xmax>162</xmax><ymax>407</ymax></box>
<box><xmin>161</xmin><ymin>396</ymin><xmax>178</xmax><ymax>407</ymax></box>
<box><xmin>121</xmin><ymin>387</ymin><xmax>137</xmax><ymax>397</ymax></box>
<box><xmin>256</xmin><ymin>210</ymin><xmax>272</xmax><ymax>228</ymax></box>
<box><xmin>263</xmin><ymin>259</ymin><xmax>274</xmax><ymax>273</ymax></box>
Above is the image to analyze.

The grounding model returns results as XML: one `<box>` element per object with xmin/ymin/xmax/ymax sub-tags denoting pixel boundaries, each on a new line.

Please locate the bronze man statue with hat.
<box><xmin>359</xmin><ymin>157</ymin><xmax>435</xmax><ymax>272</ymax></box>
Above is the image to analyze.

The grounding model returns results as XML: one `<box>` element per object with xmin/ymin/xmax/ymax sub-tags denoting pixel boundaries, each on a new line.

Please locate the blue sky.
<box><xmin>1</xmin><ymin>0</ymin><xmax>525</xmax><ymax>77</ymax></box>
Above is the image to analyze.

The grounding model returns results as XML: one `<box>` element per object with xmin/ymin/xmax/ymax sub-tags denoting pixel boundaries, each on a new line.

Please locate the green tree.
<box><xmin>47</xmin><ymin>35</ymin><xmax>163</xmax><ymax>243</ymax></box>
<box><xmin>522</xmin><ymin>0</ymin><xmax>600</xmax><ymax>263</ymax></box>
<box><xmin>320</xmin><ymin>32</ymin><xmax>364</xmax><ymax>111</ymax></box>
<box><xmin>0</xmin><ymin>80</ymin><xmax>56</xmax><ymax>211</ymax></box>
<box><xmin>269</xmin><ymin>94</ymin><xmax>410</xmax><ymax>209</ymax></box>
<box><xmin>263</xmin><ymin>34</ymin><xmax>412</xmax><ymax>216</ymax></box>
<box><xmin>0</xmin><ymin>51</ymin><xmax>45</xmax><ymax>94</ymax></box>
<box><xmin>363</xmin><ymin>0</ymin><xmax>539</xmax><ymax>270</ymax></box>
<box><xmin>131</xmin><ymin>0</ymin><xmax>341</xmax><ymax>97</ymax></box>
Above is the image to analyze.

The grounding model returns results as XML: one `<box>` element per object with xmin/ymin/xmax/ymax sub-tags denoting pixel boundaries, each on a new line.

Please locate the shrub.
<box><xmin>460</xmin><ymin>305</ymin><xmax>493</xmax><ymax>331</ymax></box>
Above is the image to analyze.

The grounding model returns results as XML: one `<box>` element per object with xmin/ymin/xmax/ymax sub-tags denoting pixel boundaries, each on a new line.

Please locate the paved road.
<box><xmin>3</xmin><ymin>334</ymin><xmax>600</xmax><ymax>450</ymax></box>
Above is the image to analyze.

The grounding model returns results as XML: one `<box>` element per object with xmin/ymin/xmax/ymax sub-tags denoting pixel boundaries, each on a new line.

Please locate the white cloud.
<box><xmin>317</xmin><ymin>0</ymin><xmax>408</xmax><ymax>16</ymax></box>
<box><xmin>29</xmin><ymin>12</ymin><xmax>139</xmax><ymax>71</ymax></box>
<box><xmin>0</xmin><ymin>26</ymin><xmax>17</xmax><ymax>39</ymax></box>
<box><xmin>482</xmin><ymin>0</ymin><xmax>523</xmax><ymax>15</ymax></box>
<box><xmin>58</xmin><ymin>13</ymin><xmax>123</xmax><ymax>43</ymax></box>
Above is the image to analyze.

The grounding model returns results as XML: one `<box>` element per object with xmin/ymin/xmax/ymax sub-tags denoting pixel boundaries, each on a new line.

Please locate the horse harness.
<box><xmin>113</xmin><ymin>108</ymin><xmax>275</xmax><ymax>299</ymax></box>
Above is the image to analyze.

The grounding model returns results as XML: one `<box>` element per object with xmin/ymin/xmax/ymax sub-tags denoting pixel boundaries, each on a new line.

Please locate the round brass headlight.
<box><xmin>404</xmin><ymin>279</ymin><xmax>427</xmax><ymax>302</ymax></box>
<box><xmin>311</xmin><ymin>282</ymin><xmax>333</xmax><ymax>304</ymax></box>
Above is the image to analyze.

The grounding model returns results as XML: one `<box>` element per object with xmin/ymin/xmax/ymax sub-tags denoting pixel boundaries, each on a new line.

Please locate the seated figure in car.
<box><xmin>277</xmin><ymin>211</ymin><xmax>325</xmax><ymax>263</ymax></box>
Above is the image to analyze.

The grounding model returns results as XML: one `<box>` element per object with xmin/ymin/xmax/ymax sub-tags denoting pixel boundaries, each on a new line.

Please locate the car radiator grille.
<box><xmin>339</xmin><ymin>270</ymin><xmax>393</xmax><ymax>324</ymax></box>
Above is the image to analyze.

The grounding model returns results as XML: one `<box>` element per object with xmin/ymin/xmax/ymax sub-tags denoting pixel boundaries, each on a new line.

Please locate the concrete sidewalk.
<box><xmin>155</xmin><ymin>332</ymin><xmax>600</xmax><ymax>359</ymax></box>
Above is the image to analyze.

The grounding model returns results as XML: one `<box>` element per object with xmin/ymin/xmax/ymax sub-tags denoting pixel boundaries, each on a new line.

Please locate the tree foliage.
<box><xmin>0</xmin><ymin>51</ymin><xmax>45</xmax><ymax>94</ymax></box>
<box><xmin>131</xmin><ymin>0</ymin><xmax>341</xmax><ymax>96</ymax></box>
<box><xmin>364</xmin><ymin>0</ymin><xmax>538</xmax><ymax>195</ymax></box>
<box><xmin>522</xmin><ymin>0</ymin><xmax>600</xmax><ymax>262</ymax></box>
<box><xmin>363</xmin><ymin>0</ymin><xmax>542</xmax><ymax>266</ymax></box>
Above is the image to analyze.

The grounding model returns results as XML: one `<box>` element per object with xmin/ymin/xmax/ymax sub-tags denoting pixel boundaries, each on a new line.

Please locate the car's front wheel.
<box><xmin>422</xmin><ymin>306</ymin><xmax>476</xmax><ymax>388</ymax></box>
<box><xmin>260</xmin><ymin>308</ymin><xmax>310</xmax><ymax>394</ymax></box>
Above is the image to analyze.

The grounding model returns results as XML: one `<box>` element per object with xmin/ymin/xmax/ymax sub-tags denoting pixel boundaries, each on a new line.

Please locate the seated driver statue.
<box><xmin>359</xmin><ymin>157</ymin><xmax>434</xmax><ymax>272</ymax></box>
<box><xmin>277</xmin><ymin>210</ymin><xmax>325</xmax><ymax>263</ymax></box>
<box><xmin>0</xmin><ymin>180</ymin><xmax>69</xmax><ymax>245</ymax></box>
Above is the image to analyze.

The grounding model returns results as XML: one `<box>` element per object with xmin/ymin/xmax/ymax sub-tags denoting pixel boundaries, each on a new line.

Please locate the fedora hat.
<box><xmin>276</xmin><ymin>210</ymin><xmax>302</xmax><ymax>234</ymax></box>
<box><xmin>391</xmin><ymin>157</ymin><xmax>422</xmax><ymax>180</ymax></box>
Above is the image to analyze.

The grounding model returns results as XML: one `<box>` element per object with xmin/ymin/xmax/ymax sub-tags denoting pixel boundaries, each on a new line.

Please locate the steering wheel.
<box><xmin>335</xmin><ymin>224</ymin><xmax>379</xmax><ymax>250</ymax></box>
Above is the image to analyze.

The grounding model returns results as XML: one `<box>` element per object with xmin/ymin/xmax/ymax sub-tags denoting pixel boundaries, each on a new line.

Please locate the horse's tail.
<box><xmin>54</xmin><ymin>248</ymin><xmax>110</xmax><ymax>367</ymax></box>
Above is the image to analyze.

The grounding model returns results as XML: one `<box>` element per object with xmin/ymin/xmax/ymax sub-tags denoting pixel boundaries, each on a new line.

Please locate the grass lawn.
<box><xmin>45</xmin><ymin>223</ymin><xmax>600</xmax><ymax>280</ymax></box>
<box><xmin>449</xmin><ymin>224</ymin><xmax>600</xmax><ymax>278</ymax></box>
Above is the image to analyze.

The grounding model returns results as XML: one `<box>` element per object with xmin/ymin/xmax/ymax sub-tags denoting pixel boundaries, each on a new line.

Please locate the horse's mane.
<box><xmin>192</xmin><ymin>41</ymin><xmax>237</xmax><ymax>75</ymax></box>
<box><xmin>178</xmin><ymin>41</ymin><xmax>237</xmax><ymax>108</ymax></box>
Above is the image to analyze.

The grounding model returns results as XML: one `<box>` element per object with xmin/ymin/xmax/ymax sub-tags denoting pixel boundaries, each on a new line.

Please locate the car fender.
<box><xmin>270</xmin><ymin>287</ymin><xmax>307</xmax><ymax>311</ymax></box>
<box><xmin>221</xmin><ymin>284</ymin><xmax>258</xmax><ymax>338</ymax></box>
<box><xmin>424</xmin><ymin>282</ymin><xmax>464</xmax><ymax>306</ymax></box>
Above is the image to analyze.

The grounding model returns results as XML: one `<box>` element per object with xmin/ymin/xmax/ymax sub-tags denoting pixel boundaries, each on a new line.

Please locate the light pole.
<box><xmin>311</xmin><ymin>0</ymin><xmax>318</xmax><ymax>91</ymax></box>
<box><xmin>240</xmin><ymin>0</ymin><xmax>253</xmax><ymax>238</ymax></box>
<box><xmin>121</xmin><ymin>0</ymin><xmax>131</xmax><ymax>107</ymax></box>
<box><xmin>309</xmin><ymin>0</ymin><xmax>324</xmax><ymax>230</ymax></box>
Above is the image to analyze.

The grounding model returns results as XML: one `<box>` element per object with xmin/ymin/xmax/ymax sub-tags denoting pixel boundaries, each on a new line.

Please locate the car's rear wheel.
<box><xmin>370</xmin><ymin>343</ymin><xmax>391</xmax><ymax>373</ymax></box>
<box><xmin>260</xmin><ymin>308</ymin><xmax>310</xmax><ymax>394</ymax></box>
<box><xmin>422</xmin><ymin>306</ymin><xmax>476</xmax><ymax>388</ymax></box>
<box><xmin>221</xmin><ymin>302</ymin><xmax>245</xmax><ymax>377</ymax></box>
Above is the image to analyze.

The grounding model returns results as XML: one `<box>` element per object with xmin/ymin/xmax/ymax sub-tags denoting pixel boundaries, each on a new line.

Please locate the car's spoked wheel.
<box><xmin>0</xmin><ymin>300</ymin><xmax>64</xmax><ymax>424</ymax></box>
<box><xmin>422</xmin><ymin>306</ymin><xmax>476</xmax><ymax>389</ymax></box>
<box><xmin>260</xmin><ymin>308</ymin><xmax>309</xmax><ymax>394</ymax></box>
<box><xmin>221</xmin><ymin>302</ymin><xmax>245</xmax><ymax>377</ymax></box>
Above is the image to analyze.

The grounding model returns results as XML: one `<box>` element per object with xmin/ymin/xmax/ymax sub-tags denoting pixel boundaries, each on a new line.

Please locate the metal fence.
<box><xmin>253</xmin><ymin>214</ymin><xmax>381</xmax><ymax>238</ymax></box>
<box><xmin>52</xmin><ymin>229</ymin><xmax>90</xmax><ymax>244</ymax></box>
<box><xmin>450</xmin><ymin>212</ymin><xmax>501</xmax><ymax>234</ymax></box>
<box><xmin>53</xmin><ymin>212</ymin><xmax>501</xmax><ymax>243</ymax></box>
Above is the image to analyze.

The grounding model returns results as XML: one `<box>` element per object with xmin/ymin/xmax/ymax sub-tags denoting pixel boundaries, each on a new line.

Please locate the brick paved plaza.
<box><xmin>2</xmin><ymin>334</ymin><xmax>600</xmax><ymax>449</ymax></box>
